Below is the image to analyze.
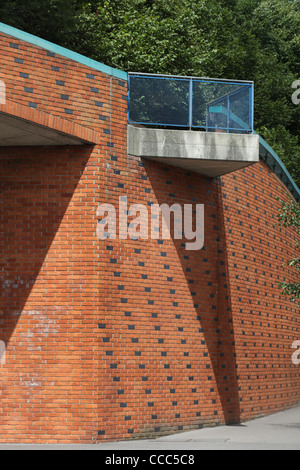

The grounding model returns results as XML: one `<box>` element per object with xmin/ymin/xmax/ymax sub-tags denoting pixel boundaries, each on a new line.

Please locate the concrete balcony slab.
<box><xmin>128</xmin><ymin>125</ymin><xmax>259</xmax><ymax>177</ymax></box>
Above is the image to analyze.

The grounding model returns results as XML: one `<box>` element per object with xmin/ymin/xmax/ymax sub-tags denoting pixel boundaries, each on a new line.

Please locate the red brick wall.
<box><xmin>221</xmin><ymin>163</ymin><xmax>300</xmax><ymax>420</ymax></box>
<box><xmin>0</xmin><ymin>31</ymin><xmax>299</xmax><ymax>444</ymax></box>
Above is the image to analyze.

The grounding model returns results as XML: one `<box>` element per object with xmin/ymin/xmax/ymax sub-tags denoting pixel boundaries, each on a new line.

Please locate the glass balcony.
<box><xmin>128</xmin><ymin>73</ymin><xmax>254</xmax><ymax>134</ymax></box>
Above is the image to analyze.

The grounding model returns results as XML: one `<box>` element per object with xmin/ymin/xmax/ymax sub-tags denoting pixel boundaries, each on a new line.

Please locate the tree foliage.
<box><xmin>0</xmin><ymin>0</ymin><xmax>78</xmax><ymax>46</ymax></box>
<box><xmin>276</xmin><ymin>197</ymin><xmax>300</xmax><ymax>303</ymax></box>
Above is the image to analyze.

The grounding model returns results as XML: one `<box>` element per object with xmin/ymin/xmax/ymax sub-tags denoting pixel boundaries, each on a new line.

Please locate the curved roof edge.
<box><xmin>0</xmin><ymin>22</ymin><xmax>128</xmax><ymax>81</ymax></box>
<box><xmin>256</xmin><ymin>132</ymin><xmax>300</xmax><ymax>203</ymax></box>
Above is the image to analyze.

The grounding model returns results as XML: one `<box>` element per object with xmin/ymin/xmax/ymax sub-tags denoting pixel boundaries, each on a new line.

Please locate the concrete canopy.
<box><xmin>0</xmin><ymin>101</ymin><xmax>101</xmax><ymax>147</ymax></box>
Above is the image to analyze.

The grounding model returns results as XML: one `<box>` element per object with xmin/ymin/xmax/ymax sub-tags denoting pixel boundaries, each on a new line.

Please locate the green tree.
<box><xmin>276</xmin><ymin>197</ymin><xmax>300</xmax><ymax>303</ymax></box>
<box><xmin>0</xmin><ymin>0</ymin><xmax>78</xmax><ymax>47</ymax></box>
<box><xmin>73</xmin><ymin>0</ymin><xmax>228</xmax><ymax>76</ymax></box>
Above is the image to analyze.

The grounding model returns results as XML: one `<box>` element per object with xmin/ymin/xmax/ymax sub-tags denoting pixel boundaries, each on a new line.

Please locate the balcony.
<box><xmin>127</xmin><ymin>73</ymin><xmax>259</xmax><ymax>177</ymax></box>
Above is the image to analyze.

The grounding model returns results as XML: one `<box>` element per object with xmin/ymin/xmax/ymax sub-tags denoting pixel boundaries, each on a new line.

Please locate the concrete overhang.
<box><xmin>128</xmin><ymin>125</ymin><xmax>259</xmax><ymax>178</ymax></box>
<box><xmin>0</xmin><ymin>101</ymin><xmax>101</xmax><ymax>146</ymax></box>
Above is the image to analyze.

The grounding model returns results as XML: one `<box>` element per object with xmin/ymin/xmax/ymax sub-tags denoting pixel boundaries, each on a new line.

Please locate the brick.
<box><xmin>0</xmin><ymin>28</ymin><xmax>299</xmax><ymax>447</ymax></box>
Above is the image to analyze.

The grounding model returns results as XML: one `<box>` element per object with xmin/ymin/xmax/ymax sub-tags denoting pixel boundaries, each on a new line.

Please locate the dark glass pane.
<box><xmin>228</xmin><ymin>86</ymin><xmax>251</xmax><ymax>131</ymax></box>
<box><xmin>129</xmin><ymin>76</ymin><xmax>190</xmax><ymax>126</ymax></box>
<box><xmin>193</xmin><ymin>81</ymin><xmax>251</xmax><ymax>132</ymax></box>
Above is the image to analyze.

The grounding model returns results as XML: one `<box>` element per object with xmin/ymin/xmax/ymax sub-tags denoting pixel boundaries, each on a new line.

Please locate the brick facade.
<box><xmin>0</xmin><ymin>29</ymin><xmax>299</xmax><ymax>443</ymax></box>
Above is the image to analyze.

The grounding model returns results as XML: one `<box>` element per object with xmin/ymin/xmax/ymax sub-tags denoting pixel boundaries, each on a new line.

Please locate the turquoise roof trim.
<box><xmin>256</xmin><ymin>132</ymin><xmax>300</xmax><ymax>202</ymax></box>
<box><xmin>0</xmin><ymin>22</ymin><xmax>127</xmax><ymax>81</ymax></box>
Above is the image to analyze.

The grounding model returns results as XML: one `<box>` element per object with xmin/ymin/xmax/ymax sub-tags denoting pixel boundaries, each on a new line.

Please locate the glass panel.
<box><xmin>228</xmin><ymin>86</ymin><xmax>251</xmax><ymax>132</ymax></box>
<box><xmin>193</xmin><ymin>81</ymin><xmax>250</xmax><ymax>131</ymax></box>
<box><xmin>128</xmin><ymin>75</ymin><xmax>253</xmax><ymax>133</ymax></box>
<box><xmin>129</xmin><ymin>76</ymin><xmax>190</xmax><ymax>127</ymax></box>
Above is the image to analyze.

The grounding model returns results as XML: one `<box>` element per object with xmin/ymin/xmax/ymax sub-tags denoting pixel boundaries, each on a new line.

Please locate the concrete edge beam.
<box><xmin>128</xmin><ymin>125</ymin><xmax>260</xmax><ymax>177</ymax></box>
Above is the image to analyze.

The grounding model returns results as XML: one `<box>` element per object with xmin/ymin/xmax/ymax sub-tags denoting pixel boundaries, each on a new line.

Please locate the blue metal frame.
<box><xmin>189</xmin><ymin>79</ymin><xmax>193</xmax><ymax>130</ymax></box>
<box><xmin>249</xmin><ymin>84</ymin><xmax>254</xmax><ymax>133</ymax></box>
<box><xmin>128</xmin><ymin>73</ymin><xmax>254</xmax><ymax>132</ymax></box>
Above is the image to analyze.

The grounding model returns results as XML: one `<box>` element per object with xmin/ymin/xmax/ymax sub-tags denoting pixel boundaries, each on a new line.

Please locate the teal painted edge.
<box><xmin>0</xmin><ymin>22</ymin><xmax>128</xmax><ymax>81</ymax></box>
<box><xmin>255</xmin><ymin>131</ymin><xmax>300</xmax><ymax>202</ymax></box>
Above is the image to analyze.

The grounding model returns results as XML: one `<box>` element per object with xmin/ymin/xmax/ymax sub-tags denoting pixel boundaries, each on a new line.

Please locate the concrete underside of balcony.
<box><xmin>128</xmin><ymin>125</ymin><xmax>260</xmax><ymax>178</ymax></box>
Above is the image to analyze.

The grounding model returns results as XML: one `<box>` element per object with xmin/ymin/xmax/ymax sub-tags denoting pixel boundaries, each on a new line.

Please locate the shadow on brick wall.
<box><xmin>0</xmin><ymin>145</ymin><xmax>92</xmax><ymax>346</ymax></box>
<box><xmin>145</xmin><ymin>160</ymin><xmax>241</xmax><ymax>426</ymax></box>
<box><xmin>201</xmin><ymin>179</ymin><xmax>241</xmax><ymax>425</ymax></box>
